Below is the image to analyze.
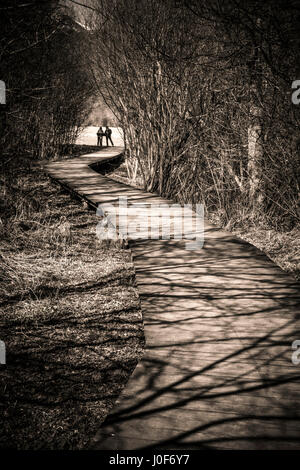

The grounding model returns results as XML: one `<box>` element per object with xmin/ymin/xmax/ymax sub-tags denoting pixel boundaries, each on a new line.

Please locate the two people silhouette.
<box><xmin>97</xmin><ymin>126</ymin><xmax>114</xmax><ymax>147</ymax></box>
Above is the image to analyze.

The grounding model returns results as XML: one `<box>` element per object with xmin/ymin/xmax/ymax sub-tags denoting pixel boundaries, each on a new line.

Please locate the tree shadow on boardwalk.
<box><xmin>93</xmin><ymin>235</ymin><xmax>300</xmax><ymax>450</ymax></box>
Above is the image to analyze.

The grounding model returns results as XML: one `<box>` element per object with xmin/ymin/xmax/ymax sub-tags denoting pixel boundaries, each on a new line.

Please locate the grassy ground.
<box><xmin>0</xmin><ymin>152</ymin><xmax>144</xmax><ymax>449</ymax></box>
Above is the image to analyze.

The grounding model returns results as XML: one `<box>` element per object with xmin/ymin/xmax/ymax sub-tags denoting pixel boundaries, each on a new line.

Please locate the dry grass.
<box><xmin>0</xmin><ymin>154</ymin><xmax>145</xmax><ymax>449</ymax></box>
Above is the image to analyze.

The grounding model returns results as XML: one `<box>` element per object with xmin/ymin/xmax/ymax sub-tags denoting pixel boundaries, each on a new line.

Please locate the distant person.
<box><xmin>105</xmin><ymin>126</ymin><xmax>114</xmax><ymax>146</ymax></box>
<box><xmin>97</xmin><ymin>126</ymin><xmax>104</xmax><ymax>146</ymax></box>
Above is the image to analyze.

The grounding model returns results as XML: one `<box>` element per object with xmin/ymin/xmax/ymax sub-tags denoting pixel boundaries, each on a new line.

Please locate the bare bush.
<box><xmin>89</xmin><ymin>0</ymin><xmax>300</xmax><ymax>230</ymax></box>
<box><xmin>0</xmin><ymin>1</ymin><xmax>94</xmax><ymax>160</ymax></box>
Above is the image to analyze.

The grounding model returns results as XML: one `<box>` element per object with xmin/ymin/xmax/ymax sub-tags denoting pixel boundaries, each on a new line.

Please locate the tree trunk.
<box><xmin>248</xmin><ymin>18</ymin><xmax>264</xmax><ymax>207</ymax></box>
<box><xmin>248</xmin><ymin>102</ymin><xmax>263</xmax><ymax>204</ymax></box>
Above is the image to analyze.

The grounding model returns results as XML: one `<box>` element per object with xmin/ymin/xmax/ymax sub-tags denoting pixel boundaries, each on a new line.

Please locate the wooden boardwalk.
<box><xmin>46</xmin><ymin>147</ymin><xmax>300</xmax><ymax>450</ymax></box>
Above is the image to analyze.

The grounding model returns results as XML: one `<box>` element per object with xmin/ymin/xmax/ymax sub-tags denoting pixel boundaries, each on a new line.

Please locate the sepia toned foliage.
<box><xmin>90</xmin><ymin>0</ymin><xmax>300</xmax><ymax>230</ymax></box>
<box><xmin>0</xmin><ymin>0</ymin><xmax>94</xmax><ymax>159</ymax></box>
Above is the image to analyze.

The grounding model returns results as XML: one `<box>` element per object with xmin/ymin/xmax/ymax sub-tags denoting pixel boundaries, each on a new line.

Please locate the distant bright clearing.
<box><xmin>76</xmin><ymin>126</ymin><xmax>124</xmax><ymax>147</ymax></box>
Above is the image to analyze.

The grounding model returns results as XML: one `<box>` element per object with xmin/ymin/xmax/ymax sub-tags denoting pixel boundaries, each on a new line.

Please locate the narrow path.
<box><xmin>46</xmin><ymin>147</ymin><xmax>300</xmax><ymax>450</ymax></box>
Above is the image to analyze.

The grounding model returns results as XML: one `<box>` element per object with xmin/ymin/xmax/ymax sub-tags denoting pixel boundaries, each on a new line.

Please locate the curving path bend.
<box><xmin>46</xmin><ymin>146</ymin><xmax>300</xmax><ymax>450</ymax></box>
